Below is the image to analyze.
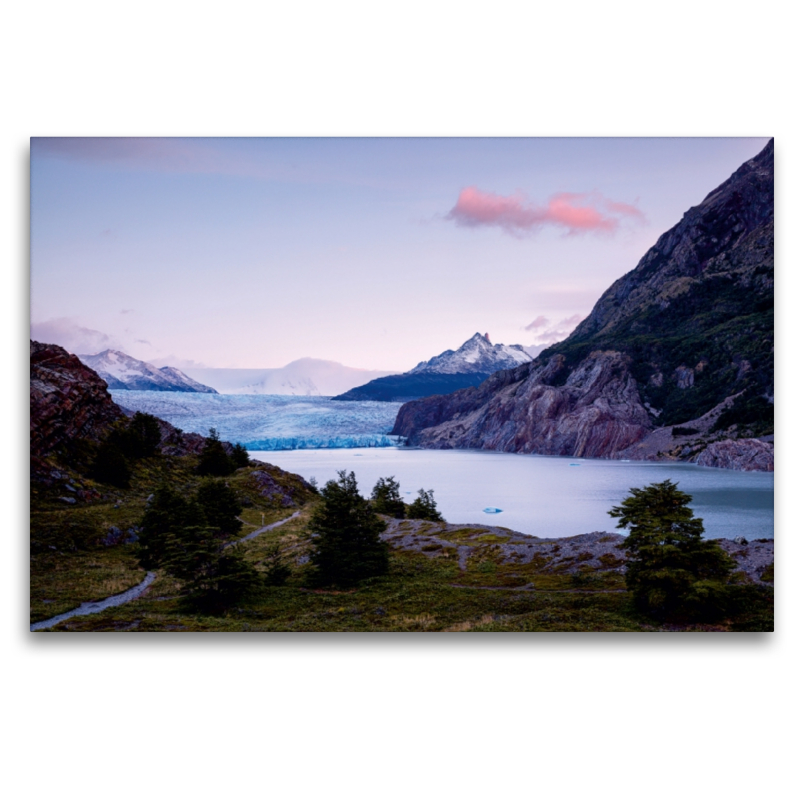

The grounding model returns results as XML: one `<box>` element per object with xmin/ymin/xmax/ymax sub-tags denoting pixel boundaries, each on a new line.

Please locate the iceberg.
<box><xmin>483</xmin><ymin>507</ymin><xmax>503</xmax><ymax>514</ymax></box>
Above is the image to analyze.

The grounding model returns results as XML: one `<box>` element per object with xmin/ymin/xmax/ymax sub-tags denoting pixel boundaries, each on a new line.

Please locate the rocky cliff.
<box><xmin>392</xmin><ymin>140</ymin><xmax>774</xmax><ymax>470</ymax></box>
<box><xmin>31</xmin><ymin>340</ymin><xmax>125</xmax><ymax>459</ymax></box>
<box><xmin>31</xmin><ymin>340</ymin><xmax>232</xmax><ymax>464</ymax></box>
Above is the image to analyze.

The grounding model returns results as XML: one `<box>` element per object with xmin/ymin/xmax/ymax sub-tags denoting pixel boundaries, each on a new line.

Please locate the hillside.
<box><xmin>392</xmin><ymin>140</ymin><xmax>774</xmax><ymax>470</ymax></box>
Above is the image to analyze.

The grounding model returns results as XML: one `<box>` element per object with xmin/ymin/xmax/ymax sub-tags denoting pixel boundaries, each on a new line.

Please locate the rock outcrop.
<box><xmin>392</xmin><ymin>140</ymin><xmax>774</xmax><ymax>469</ymax></box>
<box><xmin>31</xmin><ymin>340</ymin><xmax>233</xmax><ymax>463</ymax></box>
<box><xmin>394</xmin><ymin>350</ymin><xmax>651</xmax><ymax>457</ymax></box>
<box><xmin>30</xmin><ymin>340</ymin><xmax>125</xmax><ymax>458</ymax></box>
<box><xmin>691</xmin><ymin>439</ymin><xmax>774</xmax><ymax>472</ymax></box>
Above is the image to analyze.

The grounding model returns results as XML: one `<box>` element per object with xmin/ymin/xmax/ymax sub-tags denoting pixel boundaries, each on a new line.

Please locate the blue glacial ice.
<box><xmin>110</xmin><ymin>391</ymin><xmax>405</xmax><ymax>450</ymax></box>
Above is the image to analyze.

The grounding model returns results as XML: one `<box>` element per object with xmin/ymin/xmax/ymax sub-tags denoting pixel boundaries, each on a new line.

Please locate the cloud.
<box><xmin>524</xmin><ymin>315</ymin><xmax>550</xmax><ymax>331</ymax></box>
<box><xmin>525</xmin><ymin>314</ymin><xmax>584</xmax><ymax>347</ymax></box>
<box><xmin>31</xmin><ymin>318</ymin><xmax>123</xmax><ymax>355</ymax></box>
<box><xmin>446</xmin><ymin>187</ymin><xmax>646</xmax><ymax>236</ymax></box>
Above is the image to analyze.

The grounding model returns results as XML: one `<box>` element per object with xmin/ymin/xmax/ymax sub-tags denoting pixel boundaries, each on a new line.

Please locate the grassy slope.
<box><xmin>33</xmin><ymin>498</ymin><xmax>773</xmax><ymax>633</ymax></box>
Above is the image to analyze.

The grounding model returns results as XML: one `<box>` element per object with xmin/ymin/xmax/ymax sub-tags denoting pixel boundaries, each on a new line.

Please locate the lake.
<box><xmin>252</xmin><ymin>447</ymin><xmax>774</xmax><ymax>541</ymax></box>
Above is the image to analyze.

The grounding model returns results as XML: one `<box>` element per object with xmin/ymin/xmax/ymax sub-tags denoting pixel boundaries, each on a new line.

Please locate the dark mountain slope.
<box><xmin>392</xmin><ymin>140</ymin><xmax>773</xmax><ymax>468</ymax></box>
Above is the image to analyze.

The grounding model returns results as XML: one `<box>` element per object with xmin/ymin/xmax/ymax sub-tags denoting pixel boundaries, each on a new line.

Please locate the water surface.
<box><xmin>253</xmin><ymin>447</ymin><xmax>774</xmax><ymax>541</ymax></box>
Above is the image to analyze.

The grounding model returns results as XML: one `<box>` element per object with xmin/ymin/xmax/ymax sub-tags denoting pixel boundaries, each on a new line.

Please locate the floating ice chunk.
<box><xmin>483</xmin><ymin>507</ymin><xmax>503</xmax><ymax>514</ymax></box>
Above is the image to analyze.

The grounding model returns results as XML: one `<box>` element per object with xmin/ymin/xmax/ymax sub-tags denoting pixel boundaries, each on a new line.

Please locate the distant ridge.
<box><xmin>333</xmin><ymin>333</ymin><xmax>532</xmax><ymax>402</ymax></box>
<box><xmin>78</xmin><ymin>350</ymin><xmax>218</xmax><ymax>393</ymax></box>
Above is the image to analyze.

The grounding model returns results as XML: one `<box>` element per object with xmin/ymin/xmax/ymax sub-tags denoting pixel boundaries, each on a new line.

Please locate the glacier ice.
<box><xmin>110</xmin><ymin>391</ymin><xmax>405</xmax><ymax>450</ymax></box>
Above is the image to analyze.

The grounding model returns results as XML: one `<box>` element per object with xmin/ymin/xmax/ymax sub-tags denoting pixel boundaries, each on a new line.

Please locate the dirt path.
<box><xmin>30</xmin><ymin>572</ymin><xmax>157</xmax><ymax>632</ymax></box>
<box><xmin>238</xmin><ymin>510</ymin><xmax>302</xmax><ymax>543</ymax></box>
<box><xmin>31</xmin><ymin>511</ymin><xmax>303</xmax><ymax>632</ymax></box>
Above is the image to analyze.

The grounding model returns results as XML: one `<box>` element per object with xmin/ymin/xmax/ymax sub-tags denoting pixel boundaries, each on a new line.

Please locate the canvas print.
<box><xmin>29</xmin><ymin>137</ymin><xmax>774</xmax><ymax>632</ymax></box>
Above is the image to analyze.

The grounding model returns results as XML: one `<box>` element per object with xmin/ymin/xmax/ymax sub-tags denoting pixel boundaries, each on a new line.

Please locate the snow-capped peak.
<box><xmin>78</xmin><ymin>350</ymin><xmax>217</xmax><ymax>393</ymax></box>
<box><xmin>407</xmin><ymin>333</ymin><xmax>532</xmax><ymax>376</ymax></box>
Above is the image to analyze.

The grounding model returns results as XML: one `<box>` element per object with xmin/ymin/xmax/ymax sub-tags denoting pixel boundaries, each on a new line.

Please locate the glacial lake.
<box><xmin>252</xmin><ymin>447</ymin><xmax>774</xmax><ymax>541</ymax></box>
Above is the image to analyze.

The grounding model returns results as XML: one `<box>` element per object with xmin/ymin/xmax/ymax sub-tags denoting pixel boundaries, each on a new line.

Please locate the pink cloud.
<box><xmin>524</xmin><ymin>315</ymin><xmax>550</xmax><ymax>331</ymax></box>
<box><xmin>446</xmin><ymin>187</ymin><xmax>645</xmax><ymax>236</ymax></box>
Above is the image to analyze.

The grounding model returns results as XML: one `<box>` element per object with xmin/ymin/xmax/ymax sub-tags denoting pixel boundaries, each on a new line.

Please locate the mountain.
<box><xmin>182</xmin><ymin>358</ymin><xmax>394</xmax><ymax>396</ymax></box>
<box><xmin>333</xmin><ymin>333</ymin><xmax>532</xmax><ymax>402</ymax></box>
<box><xmin>408</xmin><ymin>333</ymin><xmax>532</xmax><ymax>375</ymax></box>
<box><xmin>392</xmin><ymin>140</ymin><xmax>774</xmax><ymax>471</ymax></box>
<box><xmin>78</xmin><ymin>350</ymin><xmax>218</xmax><ymax>393</ymax></box>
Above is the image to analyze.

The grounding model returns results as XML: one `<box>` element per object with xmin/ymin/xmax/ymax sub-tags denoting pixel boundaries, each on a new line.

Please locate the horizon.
<box><xmin>30</xmin><ymin>136</ymin><xmax>770</xmax><ymax>371</ymax></box>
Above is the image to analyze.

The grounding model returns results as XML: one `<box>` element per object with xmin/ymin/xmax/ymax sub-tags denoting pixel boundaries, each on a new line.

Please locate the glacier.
<box><xmin>110</xmin><ymin>391</ymin><xmax>405</xmax><ymax>450</ymax></box>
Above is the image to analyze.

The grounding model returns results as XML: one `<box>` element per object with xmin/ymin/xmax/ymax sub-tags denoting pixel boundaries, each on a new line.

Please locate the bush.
<box><xmin>609</xmin><ymin>480</ymin><xmax>735</xmax><ymax>621</ymax></box>
<box><xmin>308</xmin><ymin>470</ymin><xmax>389</xmax><ymax>587</ymax></box>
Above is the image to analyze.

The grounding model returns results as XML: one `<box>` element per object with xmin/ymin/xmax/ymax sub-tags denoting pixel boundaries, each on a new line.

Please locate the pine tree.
<box><xmin>609</xmin><ymin>480</ymin><xmax>735</xmax><ymax>620</ymax></box>
<box><xmin>407</xmin><ymin>488</ymin><xmax>444</xmax><ymax>522</ymax></box>
<box><xmin>231</xmin><ymin>443</ymin><xmax>250</xmax><ymax>469</ymax></box>
<box><xmin>371</xmin><ymin>476</ymin><xmax>406</xmax><ymax>518</ymax></box>
<box><xmin>138</xmin><ymin>485</ymin><xmax>205</xmax><ymax>569</ymax></box>
<box><xmin>161</xmin><ymin>525</ymin><xmax>259</xmax><ymax>609</ymax></box>
<box><xmin>197</xmin><ymin>428</ymin><xmax>235</xmax><ymax>477</ymax></box>
<box><xmin>195</xmin><ymin>479</ymin><xmax>243</xmax><ymax>539</ymax></box>
<box><xmin>88</xmin><ymin>441</ymin><xmax>131</xmax><ymax>488</ymax></box>
<box><xmin>308</xmin><ymin>470</ymin><xmax>389</xmax><ymax>587</ymax></box>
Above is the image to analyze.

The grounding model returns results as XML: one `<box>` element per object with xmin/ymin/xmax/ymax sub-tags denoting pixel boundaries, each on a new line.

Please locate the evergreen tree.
<box><xmin>609</xmin><ymin>480</ymin><xmax>735</xmax><ymax>621</ymax></box>
<box><xmin>407</xmin><ymin>488</ymin><xmax>444</xmax><ymax>522</ymax></box>
<box><xmin>197</xmin><ymin>428</ymin><xmax>235</xmax><ymax>477</ymax></box>
<box><xmin>120</xmin><ymin>412</ymin><xmax>162</xmax><ymax>459</ymax></box>
<box><xmin>231</xmin><ymin>443</ymin><xmax>250</xmax><ymax>469</ymax></box>
<box><xmin>371</xmin><ymin>475</ymin><xmax>406</xmax><ymax>518</ymax></box>
<box><xmin>195</xmin><ymin>479</ymin><xmax>243</xmax><ymax>539</ymax></box>
<box><xmin>308</xmin><ymin>470</ymin><xmax>389</xmax><ymax>587</ymax></box>
<box><xmin>161</xmin><ymin>525</ymin><xmax>259</xmax><ymax>609</ymax></box>
<box><xmin>261</xmin><ymin>543</ymin><xmax>292</xmax><ymax>586</ymax></box>
<box><xmin>138</xmin><ymin>485</ymin><xmax>205</xmax><ymax>569</ymax></box>
<box><xmin>88</xmin><ymin>441</ymin><xmax>131</xmax><ymax>488</ymax></box>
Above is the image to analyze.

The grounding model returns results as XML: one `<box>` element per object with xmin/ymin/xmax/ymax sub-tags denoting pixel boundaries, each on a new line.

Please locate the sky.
<box><xmin>30</xmin><ymin>136</ymin><xmax>770</xmax><ymax>371</ymax></box>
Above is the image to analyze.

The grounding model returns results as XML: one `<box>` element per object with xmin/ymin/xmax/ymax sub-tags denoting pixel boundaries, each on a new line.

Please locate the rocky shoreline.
<box><xmin>381</xmin><ymin>519</ymin><xmax>774</xmax><ymax>584</ymax></box>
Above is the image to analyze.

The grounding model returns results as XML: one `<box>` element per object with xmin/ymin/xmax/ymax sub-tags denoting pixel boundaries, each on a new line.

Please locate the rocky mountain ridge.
<box><xmin>333</xmin><ymin>333</ymin><xmax>532</xmax><ymax>402</ymax></box>
<box><xmin>78</xmin><ymin>349</ymin><xmax>217</xmax><ymax>393</ymax></box>
<box><xmin>408</xmin><ymin>332</ymin><xmax>532</xmax><ymax>375</ymax></box>
<box><xmin>391</xmin><ymin>140</ymin><xmax>774</xmax><ymax>471</ymax></box>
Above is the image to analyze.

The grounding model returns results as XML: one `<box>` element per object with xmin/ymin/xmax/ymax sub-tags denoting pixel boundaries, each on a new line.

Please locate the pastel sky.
<box><xmin>30</xmin><ymin>137</ymin><xmax>770</xmax><ymax>371</ymax></box>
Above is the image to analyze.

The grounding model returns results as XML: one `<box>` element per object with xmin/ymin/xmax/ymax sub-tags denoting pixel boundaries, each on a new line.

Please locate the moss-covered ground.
<box><xmin>31</xmin><ymin>455</ymin><xmax>772</xmax><ymax>633</ymax></box>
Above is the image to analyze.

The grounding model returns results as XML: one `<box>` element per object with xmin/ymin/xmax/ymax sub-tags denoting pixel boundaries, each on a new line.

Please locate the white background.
<box><xmin>3</xmin><ymin>2</ymin><xmax>796</xmax><ymax>799</ymax></box>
